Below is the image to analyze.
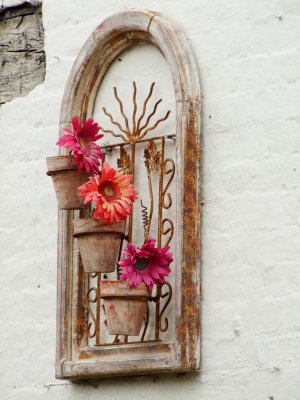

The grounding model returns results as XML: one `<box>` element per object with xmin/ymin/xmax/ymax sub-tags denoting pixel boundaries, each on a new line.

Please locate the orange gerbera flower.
<box><xmin>78</xmin><ymin>162</ymin><xmax>138</xmax><ymax>224</ymax></box>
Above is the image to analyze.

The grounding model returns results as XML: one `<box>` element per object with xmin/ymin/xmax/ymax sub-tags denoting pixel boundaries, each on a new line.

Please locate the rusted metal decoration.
<box><xmin>56</xmin><ymin>9</ymin><xmax>201</xmax><ymax>379</ymax></box>
<box><xmin>73</xmin><ymin>82</ymin><xmax>176</xmax><ymax>346</ymax></box>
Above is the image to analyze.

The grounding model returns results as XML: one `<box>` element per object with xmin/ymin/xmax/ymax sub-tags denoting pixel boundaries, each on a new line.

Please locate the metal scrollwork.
<box><xmin>161</xmin><ymin>218</ymin><xmax>174</xmax><ymax>247</ymax></box>
<box><xmin>158</xmin><ymin>282</ymin><xmax>172</xmax><ymax>333</ymax></box>
<box><xmin>86</xmin><ymin>287</ymin><xmax>97</xmax><ymax>339</ymax></box>
<box><xmin>162</xmin><ymin>158</ymin><xmax>175</xmax><ymax>209</ymax></box>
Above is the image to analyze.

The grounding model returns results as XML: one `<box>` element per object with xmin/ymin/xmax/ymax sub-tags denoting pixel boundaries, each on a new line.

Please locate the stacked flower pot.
<box><xmin>47</xmin><ymin>116</ymin><xmax>148</xmax><ymax>337</ymax></box>
<box><xmin>47</xmin><ymin>116</ymin><xmax>173</xmax><ymax>338</ymax></box>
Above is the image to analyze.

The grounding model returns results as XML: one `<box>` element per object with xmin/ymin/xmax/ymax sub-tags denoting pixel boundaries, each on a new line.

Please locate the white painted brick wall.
<box><xmin>1</xmin><ymin>0</ymin><xmax>300</xmax><ymax>399</ymax></box>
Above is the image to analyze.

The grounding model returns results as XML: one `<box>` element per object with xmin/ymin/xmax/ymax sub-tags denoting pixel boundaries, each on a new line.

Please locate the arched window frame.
<box><xmin>56</xmin><ymin>9</ymin><xmax>201</xmax><ymax>379</ymax></box>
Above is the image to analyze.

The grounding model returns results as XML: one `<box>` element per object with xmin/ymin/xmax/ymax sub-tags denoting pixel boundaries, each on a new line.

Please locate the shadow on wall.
<box><xmin>44</xmin><ymin>371</ymin><xmax>200</xmax><ymax>392</ymax></box>
<box><xmin>0</xmin><ymin>1</ymin><xmax>46</xmax><ymax>105</ymax></box>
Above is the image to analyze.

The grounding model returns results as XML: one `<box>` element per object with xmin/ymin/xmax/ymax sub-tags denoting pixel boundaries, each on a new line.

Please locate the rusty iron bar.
<box><xmin>101</xmin><ymin>134</ymin><xmax>176</xmax><ymax>150</ymax></box>
<box><xmin>138</xmin><ymin>99</ymin><xmax>162</xmax><ymax>134</ymax></box>
<box><xmin>157</xmin><ymin>137</ymin><xmax>165</xmax><ymax>247</ymax></box>
<box><xmin>136</xmin><ymin>82</ymin><xmax>155</xmax><ymax>132</ymax></box>
<box><xmin>146</xmin><ymin>171</ymin><xmax>154</xmax><ymax>240</ymax></box>
<box><xmin>96</xmin><ymin>273</ymin><xmax>101</xmax><ymax>346</ymax></box>
<box><xmin>95</xmin><ymin>339</ymin><xmax>162</xmax><ymax>346</ymax></box>
<box><xmin>158</xmin><ymin>282</ymin><xmax>172</xmax><ymax>333</ymax></box>
<box><xmin>113</xmin><ymin>86</ymin><xmax>131</xmax><ymax>133</ymax></box>
<box><xmin>132</xmin><ymin>81</ymin><xmax>137</xmax><ymax>135</ymax></box>
<box><xmin>101</xmin><ymin>127</ymin><xmax>128</xmax><ymax>142</ymax></box>
<box><xmin>127</xmin><ymin>142</ymin><xmax>136</xmax><ymax>243</ymax></box>
<box><xmin>140</xmin><ymin>304</ymin><xmax>150</xmax><ymax>342</ymax></box>
<box><xmin>102</xmin><ymin>107</ymin><xmax>126</xmax><ymax>133</ymax></box>
<box><xmin>102</xmin><ymin>107</ymin><xmax>129</xmax><ymax>137</ymax></box>
<box><xmin>139</xmin><ymin>109</ymin><xmax>171</xmax><ymax>139</ymax></box>
<box><xmin>116</xmin><ymin>235</ymin><xmax>125</xmax><ymax>280</ymax></box>
<box><xmin>142</xmin><ymin>140</ymin><xmax>159</xmax><ymax>239</ymax></box>
<box><xmin>154</xmin><ymin>137</ymin><xmax>165</xmax><ymax>341</ymax></box>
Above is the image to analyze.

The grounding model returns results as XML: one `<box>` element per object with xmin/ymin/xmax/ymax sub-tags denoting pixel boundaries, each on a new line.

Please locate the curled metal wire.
<box><xmin>140</xmin><ymin>200</ymin><xmax>149</xmax><ymax>238</ymax></box>
<box><xmin>161</xmin><ymin>218</ymin><xmax>174</xmax><ymax>247</ymax></box>
<box><xmin>162</xmin><ymin>158</ymin><xmax>175</xmax><ymax>209</ymax></box>
<box><xmin>158</xmin><ymin>282</ymin><xmax>172</xmax><ymax>333</ymax></box>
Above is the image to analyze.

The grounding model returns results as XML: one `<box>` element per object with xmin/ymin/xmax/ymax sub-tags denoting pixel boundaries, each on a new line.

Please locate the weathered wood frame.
<box><xmin>56</xmin><ymin>9</ymin><xmax>201</xmax><ymax>380</ymax></box>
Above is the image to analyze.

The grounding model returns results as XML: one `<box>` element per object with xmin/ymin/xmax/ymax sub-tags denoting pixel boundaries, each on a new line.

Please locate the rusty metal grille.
<box><xmin>80</xmin><ymin>82</ymin><xmax>176</xmax><ymax>346</ymax></box>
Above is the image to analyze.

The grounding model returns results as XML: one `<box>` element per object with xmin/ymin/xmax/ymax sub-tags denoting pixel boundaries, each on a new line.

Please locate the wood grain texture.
<box><xmin>56</xmin><ymin>9</ymin><xmax>201</xmax><ymax>379</ymax></box>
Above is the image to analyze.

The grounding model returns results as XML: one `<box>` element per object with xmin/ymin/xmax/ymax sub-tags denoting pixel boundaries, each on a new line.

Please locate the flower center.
<box><xmin>78</xmin><ymin>137</ymin><xmax>87</xmax><ymax>149</ymax></box>
<box><xmin>104</xmin><ymin>186</ymin><xmax>114</xmax><ymax>196</ymax></box>
<box><xmin>134</xmin><ymin>257</ymin><xmax>149</xmax><ymax>271</ymax></box>
<box><xmin>99</xmin><ymin>182</ymin><xmax>120</xmax><ymax>201</ymax></box>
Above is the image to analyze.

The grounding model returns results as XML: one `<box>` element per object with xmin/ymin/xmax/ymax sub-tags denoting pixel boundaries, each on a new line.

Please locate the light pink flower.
<box><xmin>56</xmin><ymin>116</ymin><xmax>104</xmax><ymax>173</ymax></box>
<box><xmin>119</xmin><ymin>238</ymin><xmax>173</xmax><ymax>289</ymax></box>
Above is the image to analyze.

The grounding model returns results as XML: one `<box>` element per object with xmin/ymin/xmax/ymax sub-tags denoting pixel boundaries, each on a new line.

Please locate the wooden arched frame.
<box><xmin>57</xmin><ymin>10</ymin><xmax>201</xmax><ymax>379</ymax></box>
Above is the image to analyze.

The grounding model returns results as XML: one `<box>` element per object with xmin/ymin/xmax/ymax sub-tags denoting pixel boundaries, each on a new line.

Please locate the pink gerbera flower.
<box><xmin>78</xmin><ymin>162</ymin><xmax>138</xmax><ymax>224</ymax></box>
<box><xmin>56</xmin><ymin>116</ymin><xmax>104</xmax><ymax>173</ymax></box>
<box><xmin>118</xmin><ymin>238</ymin><xmax>173</xmax><ymax>289</ymax></box>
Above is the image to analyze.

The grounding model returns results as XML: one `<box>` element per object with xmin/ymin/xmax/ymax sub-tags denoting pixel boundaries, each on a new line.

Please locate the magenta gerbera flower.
<box><xmin>118</xmin><ymin>238</ymin><xmax>173</xmax><ymax>289</ymax></box>
<box><xmin>56</xmin><ymin>116</ymin><xmax>104</xmax><ymax>173</ymax></box>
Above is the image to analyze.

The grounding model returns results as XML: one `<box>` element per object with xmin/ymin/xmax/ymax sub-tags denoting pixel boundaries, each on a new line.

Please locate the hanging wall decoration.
<box><xmin>47</xmin><ymin>9</ymin><xmax>201</xmax><ymax>379</ymax></box>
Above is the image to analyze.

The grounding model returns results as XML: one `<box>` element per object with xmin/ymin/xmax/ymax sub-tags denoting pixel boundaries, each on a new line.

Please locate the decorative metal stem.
<box><xmin>157</xmin><ymin>137</ymin><xmax>165</xmax><ymax>247</ymax></box>
<box><xmin>155</xmin><ymin>137</ymin><xmax>165</xmax><ymax>340</ymax></box>
<box><xmin>101</xmin><ymin>82</ymin><xmax>170</xmax><ymax>143</ymax></box>
<box><xmin>96</xmin><ymin>273</ymin><xmax>101</xmax><ymax>345</ymax></box>
<box><xmin>128</xmin><ymin>142</ymin><xmax>136</xmax><ymax>243</ymax></box>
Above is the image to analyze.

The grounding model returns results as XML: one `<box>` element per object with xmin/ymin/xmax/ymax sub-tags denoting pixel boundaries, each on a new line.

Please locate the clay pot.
<box><xmin>47</xmin><ymin>155</ymin><xmax>89</xmax><ymax>210</ymax></box>
<box><xmin>73</xmin><ymin>219</ymin><xmax>125</xmax><ymax>273</ymax></box>
<box><xmin>100</xmin><ymin>281</ymin><xmax>150</xmax><ymax>336</ymax></box>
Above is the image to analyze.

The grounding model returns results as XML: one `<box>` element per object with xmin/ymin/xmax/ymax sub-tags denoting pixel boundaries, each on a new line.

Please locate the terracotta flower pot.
<box><xmin>100</xmin><ymin>281</ymin><xmax>150</xmax><ymax>336</ymax></box>
<box><xmin>47</xmin><ymin>155</ymin><xmax>89</xmax><ymax>210</ymax></box>
<box><xmin>73</xmin><ymin>219</ymin><xmax>125</xmax><ymax>273</ymax></box>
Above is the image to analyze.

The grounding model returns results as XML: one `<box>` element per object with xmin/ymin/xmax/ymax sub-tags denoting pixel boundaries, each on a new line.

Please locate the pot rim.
<box><xmin>46</xmin><ymin>155</ymin><xmax>79</xmax><ymax>175</ymax></box>
<box><xmin>100</xmin><ymin>280</ymin><xmax>151</xmax><ymax>299</ymax></box>
<box><xmin>73</xmin><ymin>218</ymin><xmax>126</xmax><ymax>237</ymax></box>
